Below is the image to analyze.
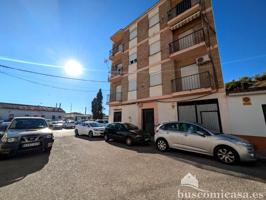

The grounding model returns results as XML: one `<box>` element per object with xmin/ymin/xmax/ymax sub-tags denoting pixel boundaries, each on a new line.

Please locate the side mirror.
<box><xmin>196</xmin><ymin>131</ymin><xmax>206</xmax><ymax>137</ymax></box>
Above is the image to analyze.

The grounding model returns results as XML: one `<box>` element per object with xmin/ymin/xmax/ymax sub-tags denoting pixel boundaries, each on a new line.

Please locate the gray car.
<box><xmin>0</xmin><ymin>117</ymin><xmax>54</xmax><ymax>157</ymax></box>
<box><xmin>154</xmin><ymin>122</ymin><xmax>256</xmax><ymax>164</ymax></box>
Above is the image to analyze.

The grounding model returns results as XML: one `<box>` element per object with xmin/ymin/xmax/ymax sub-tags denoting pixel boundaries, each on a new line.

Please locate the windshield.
<box><xmin>88</xmin><ymin>123</ymin><xmax>100</xmax><ymax>127</ymax></box>
<box><xmin>9</xmin><ymin>119</ymin><xmax>48</xmax><ymax>130</ymax></box>
<box><xmin>123</xmin><ymin>123</ymin><xmax>139</xmax><ymax>130</ymax></box>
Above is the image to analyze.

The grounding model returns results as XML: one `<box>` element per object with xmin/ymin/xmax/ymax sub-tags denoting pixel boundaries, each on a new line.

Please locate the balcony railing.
<box><xmin>168</xmin><ymin>0</ymin><xmax>199</xmax><ymax>21</ymax></box>
<box><xmin>108</xmin><ymin>92</ymin><xmax>123</xmax><ymax>103</ymax></box>
<box><xmin>169</xmin><ymin>29</ymin><xmax>205</xmax><ymax>54</ymax></box>
<box><xmin>109</xmin><ymin>44</ymin><xmax>124</xmax><ymax>57</ymax></box>
<box><xmin>171</xmin><ymin>71</ymin><xmax>211</xmax><ymax>93</ymax></box>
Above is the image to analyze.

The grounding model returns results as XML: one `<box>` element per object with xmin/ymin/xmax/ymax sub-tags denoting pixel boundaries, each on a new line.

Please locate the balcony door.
<box><xmin>178</xmin><ymin>29</ymin><xmax>194</xmax><ymax>51</ymax></box>
<box><xmin>180</xmin><ymin>64</ymin><xmax>200</xmax><ymax>91</ymax></box>
<box><xmin>115</xmin><ymin>85</ymin><xmax>122</xmax><ymax>101</ymax></box>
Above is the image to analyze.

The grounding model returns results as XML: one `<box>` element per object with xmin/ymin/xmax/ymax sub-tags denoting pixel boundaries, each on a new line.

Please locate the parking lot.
<box><xmin>0</xmin><ymin>130</ymin><xmax>266</xmax><ymax>200</ymax></box>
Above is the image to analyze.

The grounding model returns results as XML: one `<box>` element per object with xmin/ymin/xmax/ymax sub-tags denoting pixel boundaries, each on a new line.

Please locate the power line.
<box><xmin>0</xmin><ymin>64</ymin><xmax>108</xmax><ymax>83</ymax></box>
<box><xmin>0</xmin><ymin>71</ymin><xmax>109</xmax><ymax>93</ymax></box>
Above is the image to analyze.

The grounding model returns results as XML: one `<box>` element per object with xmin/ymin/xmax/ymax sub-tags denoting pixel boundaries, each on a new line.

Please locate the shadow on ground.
<box><xmin>0</xmin><ymin>151</ymin><xmax>50</xmax><ymax>188</ymax></box>
<box><xmin>75</xmin><ymin>135</ymin><xmax>104</xmax><ymax>141</ymax></box>
<box><xmin>106</xmin><ymin>140</ymin><xmax>266</xmax><ymax>183</ymax></box>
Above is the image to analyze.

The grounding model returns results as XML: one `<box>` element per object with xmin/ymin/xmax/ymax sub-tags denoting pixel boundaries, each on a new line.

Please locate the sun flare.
<box><xmin>64</xmin><ymin>59</ymin><xmax>83</xmax><ymax>77</ymax></box>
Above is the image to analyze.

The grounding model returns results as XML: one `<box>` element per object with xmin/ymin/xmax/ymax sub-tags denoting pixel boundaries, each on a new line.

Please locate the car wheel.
<box><xmin>75</xmin><ymin>129</ymin><xmax>79</xmax><ymax>136</ymax></box>
<box><xmin>88</xmin><ymin>131</ymin><xmax>93</xmax><ymax>138</ymax></box>
<box><xmin>104</xmin><ymin>134</ymin><xmax>109</xmax><ymax>142</ymax></box>
<box><xmin>156</xmin><ymin>138</ymin><xmax>168</xmax><ymax>152</ymax></box>
<box><xmin>125</xmin><ymin>137</ymin><xmax>133</xmax><ymax>146</ymax></box>
<box><xmin>215</xmin><ymin>146</ymin><xmax>239</xmax><ymax>164</ymax></box>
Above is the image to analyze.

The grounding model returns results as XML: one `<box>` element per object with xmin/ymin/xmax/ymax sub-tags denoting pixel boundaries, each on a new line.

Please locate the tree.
<box><xmin>91</xmin><ymin>89</ymin><xmax>104</xmax><ymax>119</ymax></box>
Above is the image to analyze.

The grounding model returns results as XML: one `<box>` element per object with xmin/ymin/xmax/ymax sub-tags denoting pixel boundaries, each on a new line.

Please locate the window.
<box><xmin>262</xmin><ymin>105</ymin><xmax>266</xmax><ymax>124</ymax></box>
<box><xmin>150</xmin><ymin>72</ymin><xmax>161</xmax><ymax>86</ymax></box>
<box><xmin>149</xmin><ymin>41</ymin><xmax>160</xmax><ymax>56</ymax></box>
<box><xmin>178</xmin><ymin>123</ymin><xmax>189</xmax><ymax>132</ymax></box>
<box><xmin>149</xmin><ymin>13</ymin><xmax>159</xmax><ymax>28</ymax></box>
<box><xmin>129</xmin><ymin>27</ymin><xmax>137</xmax><ymax>40</ymax></box>
<box><xmin>116</xmin><ymin>64</ymin><xmax>123</xmax><ymax>75</ymax></box>
<box><xmin>128</xmin><ymin>80</ymin><xmax>137</xmax><ymax>91</ymax></box>
<box><xmin>161</xmin><ymin>123</ymin><xmax>178</xmax><ymax>131</ymax></box>
<box><xmin>129</xmin><ymin>53</ymin><xmax>137</xmax><ymax>65</ymax></box>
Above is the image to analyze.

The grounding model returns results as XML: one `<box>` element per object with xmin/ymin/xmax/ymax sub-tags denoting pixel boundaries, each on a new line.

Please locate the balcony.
<box><xmin>171</xmin><ymin>71</ymin><xmax>212</xmax><ymax>93</ymax></box>
<box><xmin>167</xmin><ymin>0</ymin><xmax>200</xmax><ymax>27</ymax></box>
<box><xmin>109</xmin><ymin>44</ymin><xmax>124</xmax><ymax>60</ymax></box>
<box><xmin>169</xmin><ymin>29</ymin><xmax>206</xmax><ymax>60</ymax></box>
<box><xmin>108</xmin><ymin>92</ymin><xmax>123</xmax><ymax>104</ymax></box>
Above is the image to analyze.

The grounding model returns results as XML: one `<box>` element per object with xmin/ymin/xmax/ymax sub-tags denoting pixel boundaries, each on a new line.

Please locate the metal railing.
<box><xmin>169</xmin><ymin>29</ymin><xmax>205</xmax><ymax>54</ymax></box>
<box><xmin>168</xmin><ymin>0</ymin><xmax>199</xmax><ymax>21</ymax></box>
<box><xmin>109</xmin><ymin>44</ymin><xmax>124</xmax><ymax>57</ymax></box>
<box><xmin>171</xmin><ymin>71</ymin><xmax>211</xmax><ymax>92</ymax></box>
<box><xmin>108</xmin><ymin>92</ymin><xmax>123</xmax><ymax>103</ymax></box>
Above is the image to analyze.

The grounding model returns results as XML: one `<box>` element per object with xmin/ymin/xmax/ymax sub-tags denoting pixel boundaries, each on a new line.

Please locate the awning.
<box><xmin>170</xmin><ymin>11</ymin><xmax>201</xmax><ymax>31</ymax></box>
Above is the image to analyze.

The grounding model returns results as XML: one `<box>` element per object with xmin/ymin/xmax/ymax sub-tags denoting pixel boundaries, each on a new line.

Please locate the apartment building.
<box><xmin>108</xmin><ymin>0</ymin><xmax>229</xmax><ymax>135</ymax></box>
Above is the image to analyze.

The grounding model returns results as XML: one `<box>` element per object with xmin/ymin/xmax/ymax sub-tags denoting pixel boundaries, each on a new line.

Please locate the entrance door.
<box><xmin>113</xmin><ymin>111</ymin><xmax>122</xmax><ymax>122</ymax></box>
<box><xmin>142</xmin><ymin>109</ymin><xmax>155</xmax><ymax>136</ymax></box>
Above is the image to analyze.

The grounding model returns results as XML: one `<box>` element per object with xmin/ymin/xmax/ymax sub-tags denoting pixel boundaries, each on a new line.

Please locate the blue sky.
<box><xmin>0</xmin><ymin>0</ymin><xmax>265</xmax><ymax>114</ymax></box>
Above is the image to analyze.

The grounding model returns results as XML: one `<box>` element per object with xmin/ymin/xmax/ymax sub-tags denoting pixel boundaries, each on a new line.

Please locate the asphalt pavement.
<box><xmin>0</xmin><ymin>130</ymin><xmax>265</xmax><ymax>200</ymax></box>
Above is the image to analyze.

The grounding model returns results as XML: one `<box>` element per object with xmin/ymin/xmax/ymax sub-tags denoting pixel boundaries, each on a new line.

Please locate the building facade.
<box><xmin>0</xmin><ymin>102</ymin><xmax>65</xmax><ymax>121</ymax></box>
<box><xmin>65</xmin><ymin>112</ymin><xmax>92</xmax><ymax>121</ymax></box>
<box><xmin>108</xmin><ymin>0</ymin><xmax>228</xmax><ymax>135</ymax></box>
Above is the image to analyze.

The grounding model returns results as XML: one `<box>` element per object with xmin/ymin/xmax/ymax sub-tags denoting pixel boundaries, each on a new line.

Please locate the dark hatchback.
<box><xmin>104</xmin><ymin>123</ymin><xmax>151</xmax><ymax>146</ymax></box>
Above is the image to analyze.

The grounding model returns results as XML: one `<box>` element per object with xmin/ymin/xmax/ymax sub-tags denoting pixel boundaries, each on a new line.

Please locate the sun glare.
<box><xmin>64</xmin><ymin>59</ymin><xmax>83</xmax><ymax>77</ymax></box>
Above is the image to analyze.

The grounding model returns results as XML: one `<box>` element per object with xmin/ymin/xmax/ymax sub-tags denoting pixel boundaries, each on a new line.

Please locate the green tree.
<box><xmin>91</xmin><ymin>89</ymin><xmax>104</xmax><ymax>119</ymax></box>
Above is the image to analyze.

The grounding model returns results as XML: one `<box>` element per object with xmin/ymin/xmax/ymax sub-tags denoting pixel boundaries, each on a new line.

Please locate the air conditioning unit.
<box><xmin>196</xmin><ymin>55</ymin><xmax>210</xmax><ymax>65</ymax></box>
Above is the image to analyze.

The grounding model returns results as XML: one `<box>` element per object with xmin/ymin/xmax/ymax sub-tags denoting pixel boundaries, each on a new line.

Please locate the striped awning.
<box><xmin>170</xmin><ymin>11</ymin><xmax>201</xmax><ymax>31</ymax></box>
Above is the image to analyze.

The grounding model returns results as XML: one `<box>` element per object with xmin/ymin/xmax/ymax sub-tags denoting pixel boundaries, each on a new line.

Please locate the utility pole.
<box><xmin>70</xmin><ymin>103</ymin><xmax>72</xmax><ymax>113</ymax></box>
<box><xmin>85</xmin><ymin>107</ymin><xmax>87</xmax><ymax>115</ymax></box>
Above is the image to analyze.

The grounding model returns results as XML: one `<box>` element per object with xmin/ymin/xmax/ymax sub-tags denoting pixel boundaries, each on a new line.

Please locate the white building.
<box><xmin>0</xmin><ymin>102</ymin><xmax>65</xmax><ymax>121</ymax></box>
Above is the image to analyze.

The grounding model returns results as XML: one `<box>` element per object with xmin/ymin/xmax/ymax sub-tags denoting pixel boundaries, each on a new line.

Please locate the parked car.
<box><xmin>95</xmin><ymin>119</ymin><xmax>108</xmax><ymax>125</ymax></box>
<box><xmin>0</xmin><ymin>117</ymin><xmax>54</xmax><ymax>157</ymax></box>
<box><xmin>63</xmin><ymin>120</ymin><xmax>76</xmax><ymax>129</ymax></box>
<box><xmin>104</xmin><ymin>122</ymin><xmax>151</xmax><ymax>146</ymax></box>
<box><xmin>75</xmin><ymin>121</ymin><xmax>105</xmax><ymax>137</ymax></box>
<box><xmin>50</xmin><ymin>121</ymin><xmax>64</xmax><ymax>130</ymax></box>
<box><xmin>155</xmin><ymin>122</ymin><xmax>256</xmax><ymax>164</ymax></box>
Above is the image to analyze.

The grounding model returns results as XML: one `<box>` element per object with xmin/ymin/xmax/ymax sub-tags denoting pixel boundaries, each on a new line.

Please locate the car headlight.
<box><xmin>236</xmin><ymin>141</ymin><xmax>250</xmax><ymax>146</ymax></box>
<box><xmin>46</xmin><ymin>134</ymin><xmax>53</xmax><ymax>139</ymax></box>
<box><xmin>1</xmin><ymin>134</ymin><xmax>17</xmax><ymax>143</ymax></box>
<box><xmin>7</xmin><ymin>138</ymin><xmax>17</xmax><ymax>143</ymax></box>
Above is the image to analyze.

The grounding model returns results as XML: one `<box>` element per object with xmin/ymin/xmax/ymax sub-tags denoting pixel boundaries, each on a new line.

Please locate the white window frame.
<box><xmin>149</xmin><ymin>40</ymin><xmax>160</xmax><ymax>56</ymax></box>
<box><xmin>128</xmin><ymin>79</ymin><xmax>137</xmax><ymax>92</ymax></box>
<box><xmin>129</xmin><ymin>27</ymin><xmax>137</xmax><ymax>40</ymax></box>
<box><xmin>129</xmin><ymin>52</ymin><xmax>137</xmax><ymax>65</ymax></box>
<box><xmin>150</xmin><ymin>72</ymin><xmax>162</xmax><ymax>87</ymax></box>
<box><xmin>149</xmin><ymin>13</ymin><xmax>159</xmax><ymax>28</ymax></box>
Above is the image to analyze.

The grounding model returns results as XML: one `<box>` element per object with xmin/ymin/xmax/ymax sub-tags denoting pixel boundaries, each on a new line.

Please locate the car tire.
<box><xmin>88</xmin><ymin>131</ymin><xmax>93</xmax><ymax>138</ymax></box>
<box><xmin>125</xmin><ymin>137</ymin><xmax>133</xmax><ymax>146</ymax></box>
<box><xmin>214</xmin><ymin>146</ymin><xmax>239</xmax><ymax>165</ymax></box>
<box><xmin>75</xmin><ymin>129</ymin><xmax>79</xmax><ymax>136</ymax></box>
<box><xmin>104</xmin><ymin>134</ymin><xmax>109</xmax><ymax>142</ymax></box>
<box><xmin>156</xmin><ymin>138</ymin><xmax>168</xmax><ymax>152</ymax></box>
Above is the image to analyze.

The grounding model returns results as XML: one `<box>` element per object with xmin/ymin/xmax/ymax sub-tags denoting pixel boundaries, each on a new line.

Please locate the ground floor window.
<box><xmin>114</xmin><ymin>111</ymin><xmax>122</xmax><ymax>122</ymax></box>
<box><xmin>177</xmin><ymin>99</ymin><xmax>222</xmax><ymax>133</ymax></box>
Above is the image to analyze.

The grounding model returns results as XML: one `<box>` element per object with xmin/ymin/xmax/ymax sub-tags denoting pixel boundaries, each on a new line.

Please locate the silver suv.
<box><xmin>154</xmin><ymin>122</ymin><xmax>256</xmax><ymax>164</ymax></box>
<box><xmin>0</xmin><ymin>117</ymin><xmax>54</xmax><ymax>157</ymax></box>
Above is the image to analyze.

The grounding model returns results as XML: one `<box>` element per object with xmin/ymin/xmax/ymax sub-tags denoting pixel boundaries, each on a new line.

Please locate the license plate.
<box><xmin>22</xmin><ymin>142</ymin><xmax>40</xmax><ymax>148</ymax></box>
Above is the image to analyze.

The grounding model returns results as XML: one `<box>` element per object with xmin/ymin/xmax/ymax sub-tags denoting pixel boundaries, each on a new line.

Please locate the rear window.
<box><xmin>9</xmin><ymin>119</ymin><xmax>48</xmax><ymax>130</ymax></box>
<box><xmin>123</xmin><ymin>123</ymin><xmax>139</xmax><ymax>130</ymax></box>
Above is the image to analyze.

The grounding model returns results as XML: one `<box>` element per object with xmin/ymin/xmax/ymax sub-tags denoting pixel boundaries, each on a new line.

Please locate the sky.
<box><xmin>0</xmin><ymin>0</ymin><xmax>265</xmax><ymax>114</ymax></box>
